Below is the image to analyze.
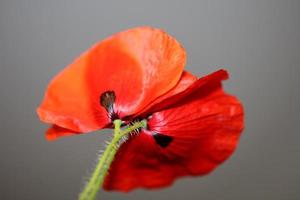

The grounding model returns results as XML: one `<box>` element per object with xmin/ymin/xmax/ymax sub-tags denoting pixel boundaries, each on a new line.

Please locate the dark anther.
<box><xmin>100</xmin><ymin>91</ymin><xmax>118</xmax><ymax>120</ymax></box>
<box><xmin>153</xmin><ymin>133</ymin><xmax>173</xmax><ymax>148</ymax></box>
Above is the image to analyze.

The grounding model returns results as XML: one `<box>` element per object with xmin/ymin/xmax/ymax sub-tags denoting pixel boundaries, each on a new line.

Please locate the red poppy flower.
<box><xmin>37</xmin><ymin>26</ymin><xmax>244</xmax><ymax>192</ymax></box>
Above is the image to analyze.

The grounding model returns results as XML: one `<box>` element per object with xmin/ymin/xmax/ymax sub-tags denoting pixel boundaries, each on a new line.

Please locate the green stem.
<box><xmin>78</xmin><ymin>119</ymin><xmax>147</xmax><ymax>200</ymax></box>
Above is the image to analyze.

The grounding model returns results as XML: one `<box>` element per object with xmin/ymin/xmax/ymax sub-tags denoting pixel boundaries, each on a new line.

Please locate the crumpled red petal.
<box><xmin>37</xmin><ymin>26</ymin><xmax>186</xmax><ymax>138</ymax></box>
<box><xmin>143</xmin><ymin>69</ymin><xmax>229</xmax><ymax>115</ymax></box>
<box><xmin>132</xmin><ymin>70</ymin><xmax>197</xmax><ymax>118</ymax></box>
<box><xmin>104</xmin><ymin>70</ymin><xmax>244</xmax><ymax>191</ymax></box>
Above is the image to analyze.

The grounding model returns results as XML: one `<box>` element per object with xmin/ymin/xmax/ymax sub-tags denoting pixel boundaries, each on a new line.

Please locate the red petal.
<box><xmin>133</xmin><ymin>70</ymin><xmax>197</xmax><ymax>117</ymax></box>
<box><xmin>45</xmin><ymin>125</ymin><xmax>81</xmax><ymax>141</ymax></box>
<box><xmin>104</xmin><ymin>70</ymin><xmax>244</xmax><ymax>191</ymax></box>
<box><xmin>37</xmin><ymin>26</ymin><xmax>186</xmax><ymax>136</ymax></box>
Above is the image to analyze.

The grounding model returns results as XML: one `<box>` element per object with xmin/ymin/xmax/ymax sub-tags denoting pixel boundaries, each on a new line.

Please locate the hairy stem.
<box><xmin>78</xmin><ymin>119</ymin><xmax>146</xmax><ymax>200</ymax></box>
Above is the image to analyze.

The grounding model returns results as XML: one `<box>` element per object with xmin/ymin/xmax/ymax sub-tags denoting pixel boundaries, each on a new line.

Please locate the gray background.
<box><xmin>0</xmin><ymin>0</ymin><xmax>299</xmax><ymax>199</ymax></box>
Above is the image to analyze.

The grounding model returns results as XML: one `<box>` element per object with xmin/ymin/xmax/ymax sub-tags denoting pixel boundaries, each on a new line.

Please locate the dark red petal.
<box><xmin>37</xmin><ymin>26</ymin><xmax>186</xmax><ymax>137</ymax></box>
<box><xmin>104</xmin><ymin>131</ymin><xmax>186</xmax><ymax>191</ymax></box>
<box><xmin>141</xmin><ymin>69</ymin><xmax>228</xmax><ymax>116</ymax></box>
<box><xmin>104</xmin><ymin>71</ymin><xmax>244</xmax><ymax>191</ymax></box>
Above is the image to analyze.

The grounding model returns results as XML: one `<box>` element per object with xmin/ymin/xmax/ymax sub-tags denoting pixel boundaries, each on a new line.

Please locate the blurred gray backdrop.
<box><xmin>1</xmin><ymin>0</ymin><xmax>299</xmax><ymax>199</ymax></box>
